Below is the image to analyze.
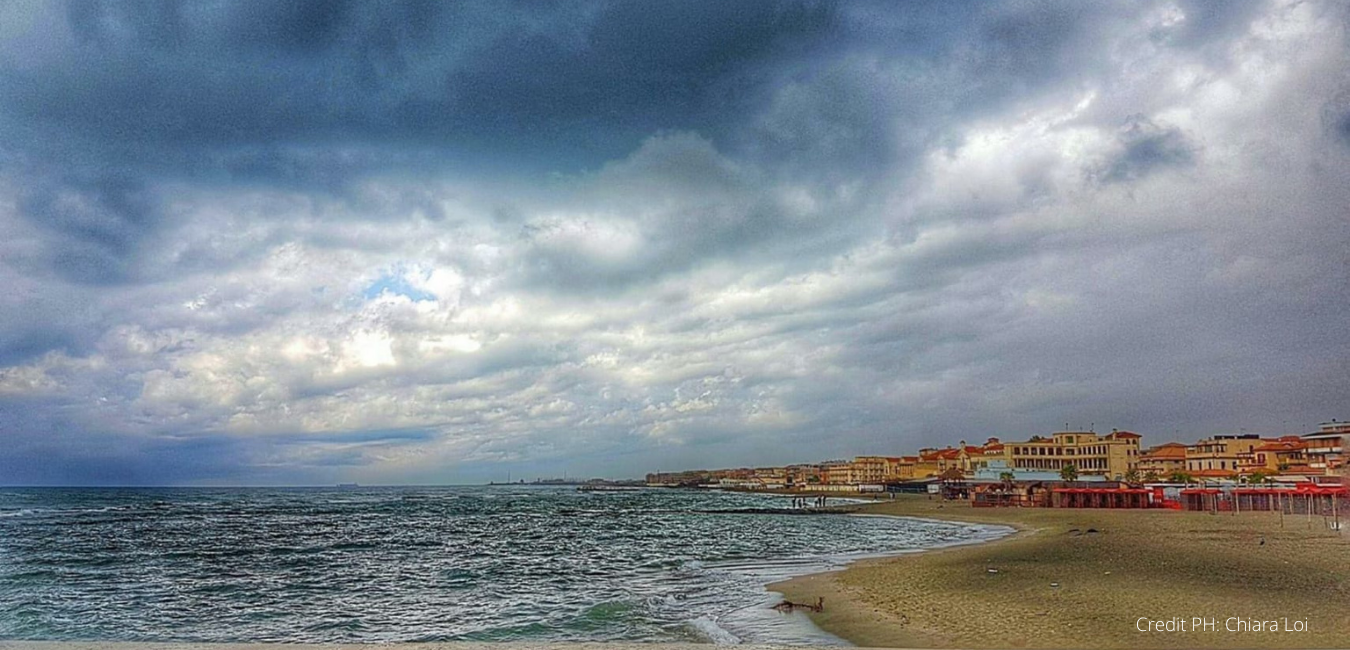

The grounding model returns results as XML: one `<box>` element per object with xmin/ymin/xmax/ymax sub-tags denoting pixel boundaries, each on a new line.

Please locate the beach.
<box><xmin>771</xmin><ymin>495</ymin><xmax>1350</xmax><ymax>649</ymax></box>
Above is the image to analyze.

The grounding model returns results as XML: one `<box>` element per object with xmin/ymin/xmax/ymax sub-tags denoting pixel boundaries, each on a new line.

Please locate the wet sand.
<box><xmin>770</xmin><ymin>495</ymin><xmax>1350</xmax><ymax>649</ymax></box>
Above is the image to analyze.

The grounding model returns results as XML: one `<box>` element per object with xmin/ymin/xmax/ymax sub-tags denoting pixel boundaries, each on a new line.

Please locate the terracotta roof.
<box><xmin>1108</xmin><ymin>430</ymin><xmax>1142</xmax><ymax>439</ymax></box>
<box><xmin>1255</xmin><ymin>441</ymin><xmax>1306</xmax><ymax>452</ymax></box>
<box><xmin>918</xmin><ymin>447</ymin><xmax>967</xmax><ymax>461</ymax></box>
<box><xmin>1143</xmin><ymin>445</ymin><xmax>1187</xmax><ymax>460</ymax></box>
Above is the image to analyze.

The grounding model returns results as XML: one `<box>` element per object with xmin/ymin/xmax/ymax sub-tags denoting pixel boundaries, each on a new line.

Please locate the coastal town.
<box><xmin>646</xmin><ymin>419</ymin><xmax>1350</xmax><ymax>511</ymax></box>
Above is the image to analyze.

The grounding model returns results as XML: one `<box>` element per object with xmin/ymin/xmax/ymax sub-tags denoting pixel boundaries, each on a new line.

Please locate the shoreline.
<box><xmin>690</xmin><ymin>499</ymin><xmax>1015</xmax><ymax>645</ymax></box>
<box><xmin>766</xmin><ymin>503</ymin><xmax>1028</xmax><ymax>649</ymax></box>
<box><xmin>767</xmin><ymin>495</ymin><xmax>1350</xmax><ymax>649</ymax></box>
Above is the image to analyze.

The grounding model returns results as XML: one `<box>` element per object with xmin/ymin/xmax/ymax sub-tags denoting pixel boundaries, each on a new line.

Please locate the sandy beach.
<box><xmin>770</xmin><ymin>495</ymin><xmax>1350</xmax><ymax>649</ymax></box>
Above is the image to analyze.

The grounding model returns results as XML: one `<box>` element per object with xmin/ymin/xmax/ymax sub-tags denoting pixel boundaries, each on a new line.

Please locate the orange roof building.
<box><xmin>1138</xmin><ymin>442</ymin><xmax>1188</xmax><ymax>478</ymax></box>
<box><xmin>1004</xmin><ymin>429</ymin><xmax>1142</xmax><ymax>479</ymax></box>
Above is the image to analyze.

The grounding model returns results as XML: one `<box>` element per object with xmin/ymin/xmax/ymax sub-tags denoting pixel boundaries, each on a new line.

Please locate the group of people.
<box><xmin>790</xmin><ymin>495</ymin><xmax>827</xmax><ymax>508</ymax></box>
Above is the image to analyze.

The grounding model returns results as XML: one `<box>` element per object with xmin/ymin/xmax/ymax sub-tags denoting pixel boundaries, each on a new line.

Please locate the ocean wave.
<box><xmin>686</xmin><ymin>615</ymin><xmax>742</xmax><ymax>644</ymax></box>
<box><xmin>0</xmin><ymin>487</ymin><xmax>1001</xmax><ymax>645</ymax></box>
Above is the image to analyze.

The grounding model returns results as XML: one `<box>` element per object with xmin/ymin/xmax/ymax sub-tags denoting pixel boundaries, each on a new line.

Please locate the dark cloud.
<box><xmin>1098</xmin><ymin>116</ymin><xmax>1197</xmax><ymax>183</ymax></box>
<box><xmin>17</xmin><ymin>174</ymin><xmax>163</xmax><ymax>284</ymax></box>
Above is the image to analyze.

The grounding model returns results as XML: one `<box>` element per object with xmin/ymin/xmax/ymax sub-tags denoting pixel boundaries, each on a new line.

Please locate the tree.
<box><xmin>1168</xmin><ymin>471</ymin><xmax>1194</xmax><ymax>484</ymax></box>
<box><xmin>1248</xmin><ymin>471</ymin><xmax>1269</xmax><ymax>485</ymax></box>
<box><xmin>999</xmin><ymin>471</ymin><xmax>1016</xmax><ymax>491</ymax></box>
<box><xmin>1123</xmin><ymin>469</ymin><xmax>1141</xmax><ymax>486</ymax></box>
<box><xmin>1059</xmin><ymin>464</ymin><xmax>1079</xmax><ymax>483</ymax></box>
<box><xmin>1142</xmin><ymin>470</ymin><xmax>1160</xmax><ymax>483</ymax></box>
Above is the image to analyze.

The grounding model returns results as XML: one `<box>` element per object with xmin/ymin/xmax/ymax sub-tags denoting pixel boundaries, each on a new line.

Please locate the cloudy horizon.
<box><xmin>1</xmin><ymin>0</ymin><xmax>1347</xmax><ymax>486</ymax></box>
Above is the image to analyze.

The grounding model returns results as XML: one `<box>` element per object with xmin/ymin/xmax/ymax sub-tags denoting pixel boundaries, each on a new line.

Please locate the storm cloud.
<box><xmin>0</xmin><ymin>0</ymin><xmax>1347</xmax><ymax>485</ymax></box>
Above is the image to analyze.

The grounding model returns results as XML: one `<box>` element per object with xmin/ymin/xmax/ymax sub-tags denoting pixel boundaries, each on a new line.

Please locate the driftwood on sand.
<box><xmin>773</xmin><ymin>596</ymin><xmax>824</xmax><ymax>612</ymax></box>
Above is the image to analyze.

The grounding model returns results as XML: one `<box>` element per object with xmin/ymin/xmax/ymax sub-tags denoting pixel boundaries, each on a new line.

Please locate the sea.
<box><xmin>0</xmin><ymin>486</ymin><xmax>1010</xmax><ymax>644</ymax></box>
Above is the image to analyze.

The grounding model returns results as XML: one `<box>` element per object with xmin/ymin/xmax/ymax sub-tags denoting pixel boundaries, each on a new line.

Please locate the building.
<box><xmin>979</xmin><ymin>438</ymin><xmax>1006</xmax><ymax>466</ymax></box>
<box><xmin>896</xmin><ymin>456</ymin><xmax>919</xmax><ymax>480</ymax></box>
<box><xmin>1236</xmin><ymin>437</ymin><xmax>1310</xmax><ymax>476</ymax></box>
<box><xmin>1137</xmin><ymin>442</ymin><xmax>1188</xmax><ymax>479</ymax></box>
<box><xmin>821</xmin><ymin>460</ymin><xmax>853</xmax><ymax>485</ymax></box>
<box><xmin>1186</xmin><ymin>434</ymin><xmax>1263</xmax><ymax>476</ymax></box>
<box><xmin>972</xmin><ymin>458</ymin><xmax>1105</xmax><ymax>483</ymax></box>
<box><xmin>851</xmin><ymin>456</ymin><xmax>904</xmax><ymax>484</ymax></box>
<box><xmin>751</xmin><ymin>466</ymin><xmax>788</xmax><ymax>489</ymax></box>
<box><xmin>915</xmin><ymin>447</ymin><xmax>961</xmax><ymax>478</ymax></box>
<box><xmin>958</xmin><ymin>440</ymin><xmax>995</xmax><ymax>473</ymax></box>
<box><xmin>1303</xmin><ymin>420</ymin><xmax>1349</xmax><ymax>475</ymax></box>
<box><xmin>785</xmin><ymin>464</ymin><xmax>823</xmax><ymax>487</ymax></box>
<box><xmin>1051</xmin><ymin>486</ymin><xmax>1154</xmax><ymax>509</ymax></box>
<box><xmin>1005</xmin><ymin>430</ymin><xmax>1142</xmax><ymax>479</ymax></box>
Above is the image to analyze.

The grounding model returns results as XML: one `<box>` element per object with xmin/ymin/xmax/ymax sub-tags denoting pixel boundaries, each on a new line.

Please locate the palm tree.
<box><xmin>1059</xmin><ymin>464</ymin><xmax>1079</xmax><ymax>483</ymax></box>
<box><xmin>1142</xmin><ymin>470</ymin><xmax>1160</xmax><ymax>483</ymax></box>
<box><xmin>1168</xmin><ymin>471</ymin><xmax>1194</xmax><ymax>484</ymax></box>
<box><xmin>999</xmin><ymin>471</ymin><xmax>1016</xmax><ymax>490</ymax></box>
<box><xmin>1123</xmin><ymin>469</ymin><xmax>1141</xmax><ymax>486</ymax></box>
<box><xmin>1248</xmin><ymin>471</ymin><xmax>1269</xmax><ymax>485</ymax></box>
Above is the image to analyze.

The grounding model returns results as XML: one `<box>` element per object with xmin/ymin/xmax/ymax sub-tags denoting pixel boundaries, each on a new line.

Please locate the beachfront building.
<box><xmin>1186</xmin><ymin>434</ymin><xmax>1263</xmax><ymax>478</ymax></box>
<box><xmin>1236</xmin><ymin>437</ymin><xmax>1311</xmax><ymax>476</ymax></box>
<box><xmin>1004</xmin><ymin>430</ymin><xmax>1141</xmax><ymax>479</ymax></box>
<box><xmin>821</xmin><ymin>460</ymin><xmax>853</xmax><ymax>485</ymax></box>
<box><xmin>785</xmin><ymin>464</ymin><xmax>823</xmax><ymax>487</ymax></box>
<box><xmin>957</xmin><ymin>440</ymin><xmax>994</xmax><ymax>473</ymax></box>
<box><xmin>896</xmin><ymin>456</ymin><xmax>919</xmax><ymax>479</ymax></box>
<box><xmin>915</xmin><ymin>447</ymin><xmax>961</xmax><ymax>478</ymax></box>
<box><xmin>851</xmin><ymin>456</ymin><xmax>905</xmax><ymax>484</ymax></box>
<box><xmin>971</xmin><ymin>458</ymin><xmax>1105</xmax><ymax>483</ymax></box>
<box><xmin>979</xmin><ymin>438</ymin><xmax>1006</xmax><ymax>466</ymax></box>
<box><xmin>754</xmin><ymin>466</ymin><xmax>788</xmax><ymax>486</ymax></box>
<box><xmin>1138</xmin><ymin>442</ymin><xmax>1188</xmax><ymax>479</ymax></box>
<box><xmin>1303</xmin><ymin>420</ymin><xmax>1349</xmax><ymax>475</ymax></box>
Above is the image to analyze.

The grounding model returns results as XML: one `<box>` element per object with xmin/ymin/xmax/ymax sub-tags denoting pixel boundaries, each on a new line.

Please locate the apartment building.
<box><xmin>1236</xmin><ymin>437</ymin><xmax>1310</xmax><ymax>475</ymax></box>
<box><xmin>1186</xmin><ymin>434</ymin><xmax>1262</xmax><ymax>476</ymax></box>
<box><xmin>821</xmin><ymin>460</ymin><xmax>853</xmax><ymax>485</ymax></box>
<box><xmin>915</xmin><ymin>447</ymin><xmax>961</xmax><ymax>478</ymax></box>
<box><xmin>1137</xmin><ymin>442</ymin><xmax>1188</xmax><ymax>478</ymax></box>
<box><xmin>851</xmin><ymin>456</ymin><xmax>904</xmax><ymax>484</ymax></box>
<box><xmin>1303</xmin><ymin>420</ymin><xmax>1349</xmax><ymax>475</ymax></box>
<box><xmin>1005</xmin><ymin>429</ymin><xmax>1141</xmax><ymax>478</ymax></box>
<box><xmin>980</xmin><ymin>438</ymin><xmax>1006</xmax><ymax>466</ymax></box>
<box><xmin>897</xmin><ymin>456</ymin><xmax>919</xmax><ymax>479</ymax></box>
<box><xmin>785</xmin><ymin>464</ymin><xmax>823</xmax><ymax>487</ymax></box>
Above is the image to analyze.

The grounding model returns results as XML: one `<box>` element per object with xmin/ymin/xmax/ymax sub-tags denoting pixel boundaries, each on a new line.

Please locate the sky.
<box><xmin>0</xmin><ymin>0</ymin><xmax>1347</xmax><ymax>486</ymax></box>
